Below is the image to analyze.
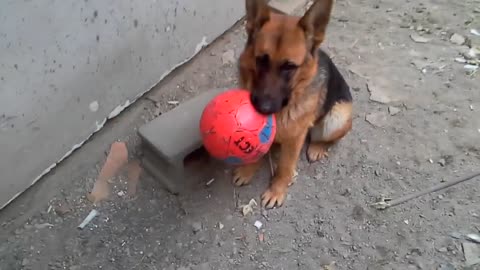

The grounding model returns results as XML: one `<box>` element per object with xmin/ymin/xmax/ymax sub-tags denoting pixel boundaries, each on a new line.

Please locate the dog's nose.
<box><xmin>258</xmin><ymin>101</ymin><xmax>273</xmax><ymax>114</ymax></box>
<box><xmin>251</xmin><ymin>94</ymin><xmax>274</xmax><ymax>115</ymax></box>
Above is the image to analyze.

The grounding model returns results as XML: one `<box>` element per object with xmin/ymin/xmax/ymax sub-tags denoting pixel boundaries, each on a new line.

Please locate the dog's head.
<box><xmin>241</xmin><ymin>0</ymin><xmax>334</xmax><ymax>115</ymax></box>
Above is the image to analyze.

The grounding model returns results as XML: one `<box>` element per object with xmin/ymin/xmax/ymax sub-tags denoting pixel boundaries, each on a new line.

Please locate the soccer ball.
<box><xmin>199</xmin><ymin>89</ymin><xmax>276</xmax><ymax>165</ymax></box>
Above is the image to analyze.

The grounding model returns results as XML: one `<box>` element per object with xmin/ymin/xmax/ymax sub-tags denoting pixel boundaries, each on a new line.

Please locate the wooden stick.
<box><xmin>372</xmin><ymin>172</ymin><xmax>480</xmax><ymax>210</ymax></box>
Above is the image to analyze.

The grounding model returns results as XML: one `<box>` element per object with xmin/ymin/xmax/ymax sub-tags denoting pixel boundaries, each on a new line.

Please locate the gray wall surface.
<box><xmin>0</xmin><ymin>0</ymin><xmax>244</xmax><ymax>208</ymax></box>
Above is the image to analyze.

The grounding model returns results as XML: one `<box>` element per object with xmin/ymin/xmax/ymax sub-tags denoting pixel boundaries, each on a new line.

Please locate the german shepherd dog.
<box><xmin>234</xmin><ymin>0</ymin><xmax>353</xmax><ymax>208</ymax></box>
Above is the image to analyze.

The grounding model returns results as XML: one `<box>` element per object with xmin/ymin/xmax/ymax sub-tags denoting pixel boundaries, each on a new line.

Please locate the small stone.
<box><xmin>437</xmin><ymin>247</ymin><xmax>448</xmax><ymax>253</ymax></box>
<box><xmin>438</xmin><ymin>159</ymin><xmax>446</xmax><ymax>167</ymax></box>
<box><xmin>22</xmin><ymin>258</ymin><xmax>29</xmax><ymax>266</ymax></box>
<box><xmin>374</xmin><ymin>170</ymin><xmax>381</xmax><ymax>176</ymax></box>
<box><xmin>450</xmin><ymin>33</ymin><xmax>466</xmax><ymax>45</ymax></box>
<box><xmin>192</xmin><ymin>222</ymin><xmax>202</xmax><ymax>234</ymax></box>
<box><xmin>221</xmin><ymin>49</ymin><xmax>235</xmax><ymax>65</ymax></box>
<box><xmin>388</xmin><ymin>106</ymin><xmax>401</xmax><ymax>115</ymax></box>
<box><xmin>410</xmin><ymin>33</ymin><xmax>431</xmax><ymax>43</ymax></box>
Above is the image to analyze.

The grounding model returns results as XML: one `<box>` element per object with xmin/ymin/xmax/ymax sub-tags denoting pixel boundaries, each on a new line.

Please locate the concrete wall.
<box><xmin>0</xmin><ymin>0</ymin><xmax>244</xmax><ymax>209</ymax></box>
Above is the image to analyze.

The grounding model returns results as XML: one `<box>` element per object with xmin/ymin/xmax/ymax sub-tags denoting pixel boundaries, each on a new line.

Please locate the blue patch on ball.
<box><xmin>259</xmin><ymin>115</ymin><xmax>274</xmax><ymax>144</ymax></box>
<box><xmin>224</xmin><ymin>156</ymin><xmax>244</xmax><ymax>165</ymax></box>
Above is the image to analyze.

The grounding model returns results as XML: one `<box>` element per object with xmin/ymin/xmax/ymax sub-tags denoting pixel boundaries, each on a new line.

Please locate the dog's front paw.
<box><xmin>232</xmin><ymin>164</ymin><xmax>259</xmax><ymax>186</ymax></box>
<box><xmin>261</xmin><ymin>182</ymin><xmax>288</xmax><ymax>208</ymax></box>
<box><xmin>307</xmin><ymin>142</ymin><xmax>329</xmax><ymax>162</ymax></box>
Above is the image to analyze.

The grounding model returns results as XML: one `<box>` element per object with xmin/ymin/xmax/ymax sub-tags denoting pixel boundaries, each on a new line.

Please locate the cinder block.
<box><xmin>138</xmin><ymin>88</ymin><xmax>225</xmax><ymax>193</ymax></box>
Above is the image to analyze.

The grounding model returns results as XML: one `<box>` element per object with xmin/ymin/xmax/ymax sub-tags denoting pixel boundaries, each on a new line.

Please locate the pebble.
<box><xmin>450</xmin><ymin>33</ymin><xmax>466</xmax><ymax>45</ymax></box>
<box><xmin>192</xmin><ymin>222</ymin><xmax>202</xmax><ymax>234</ymax></box>
<box><xmin>388</xmin><ymin>106</ymin><xmax>401</xmax><ymax>115</ymax></box>
<box><xmin>438</xmin><ymin>158</ymin><xmax>446</xmax><ymax>167</ymax></box>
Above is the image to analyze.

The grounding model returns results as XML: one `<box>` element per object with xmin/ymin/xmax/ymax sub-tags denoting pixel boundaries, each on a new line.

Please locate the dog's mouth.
<box><xmin>250</xmin><ymin>93</ymin><xmax>289</xmax><ymax>115</ymax></box>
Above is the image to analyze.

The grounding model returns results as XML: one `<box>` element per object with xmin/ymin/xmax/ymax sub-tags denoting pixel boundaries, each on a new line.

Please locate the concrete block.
<box><xmin>138</xmin><ymin>88</ymin><xmax>225</xmax><ymax>193</ymax></box>
<box><xmin>269</xmin><ymin>0</ymin><xmax>310</xmax><ymax>14</ymax></box>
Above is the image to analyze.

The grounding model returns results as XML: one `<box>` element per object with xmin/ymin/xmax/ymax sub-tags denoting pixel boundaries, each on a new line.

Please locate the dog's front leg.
<box><xmin>261</xmin><ymin>129</ymin><xmax>307</xmax><ymax>208</ymax></box>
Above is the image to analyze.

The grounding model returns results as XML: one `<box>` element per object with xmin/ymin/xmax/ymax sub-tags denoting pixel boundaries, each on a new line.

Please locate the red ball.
<box><xmin>199</xmin><ymin>89</ymin><xmax>276</xmax><ymax>165</ymax></box>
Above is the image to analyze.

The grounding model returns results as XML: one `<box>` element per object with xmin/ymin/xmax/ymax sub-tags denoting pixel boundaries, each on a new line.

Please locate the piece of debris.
<box><xmin>205</xmin><ymin>178</ymin><xmax>215</xmax><ymax>186</ymax></box>
<box><xmin>464</xmin><ymin>64</ymin><xmax>479</xmax><ymax>71</ymax></box>
<box><xmin>254</xmin><ymin>220</ymin><xmax>263</xmax><ymax>229</ymax></box>
<box><xmin>34</xmin><ymin>223</ymin><xmax>54</xmax><ymax>229</ymax></box>
<box><xmin>467</xmin><ymin>234</ymin><xmax>480</xmax><ymax>244</ymax></box>
<box><xmin>221</xmin><ymin>49</ymin><xmax>236</xmax><ymax>65</ymax></box>
<box><xmin>438</xmin><ymin>158</ymin><xmax>446</xmax><ymax>167</ymax></box>
<box><xmin>218</xmin><ymin>222</ymin><xmax>224</xmax><ymax>230</ymax></box>
<box><xmin>322</xmin><ymin>261</ymin><xmax>336</xmax><ymax>270</ymax></box>
<box><xmin>192</xmin><ymin>222</ymin><xmax>202</xmax><ymax>234</ymax></box>
<box><xmin>404</xmin><ymin>219</ymin><xmax>409</xmax><ymax>225</ymax></box>
<box><xmin>462</xmin><ymin>242</ymin><xmax>480</xmax><ymax>266</ymax></box>
<box><xmin>167</xmin><ymin>100</ymin><xmax>179</xmax><ymax>105</ymax></box>
<box><xmin>450</xmin><ymin>33</ymin><xmax>466</xmax><ymax>45</ymax></box>
<box><xmin>410</xmin><ymin>33</ymin><xmax>430</xmax><ymax>43</ymax></box>
<box><xmin>240</xmin><ymin>199</ymin><xmax>257</xmax><ymax>216</ymax></box>
<box><xmin>87</xmin><ymin>142</ymin><xmax>128</xmax><ymax>204</ymax></box>
<box><xmin>365</xmin><ymin>112</ymin><xmax>389</xmax><ymax>128</ymax></box>
<box><xmin>127</xmin><ymin>160</ymin><xmax>142</xmax><ymax>198</ymax></box>
<box><xmin>471</xmin><ymin>29</ymin><xmax>480</xmax><ymax>37</ymax></box>
<box><xmin>388</xmin><ymin>106</ymin><xmax>401</xmax><ymax>116</ymax></box>
<box><xmin>117</xmin><ymin>191</ymin><xmax>125</xmax><ymax>197</ymax></box>
<box><xmin>78</xmin><ymin>209</ymin><xmax>99</xmax><ymax>229</ymax></box>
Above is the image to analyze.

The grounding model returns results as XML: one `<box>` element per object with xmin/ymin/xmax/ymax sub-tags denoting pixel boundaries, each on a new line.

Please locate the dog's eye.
<box><xmin>256</xmin><ymin>54</ymin><xmax>270</xmax><ymax>68</ymax></box>
<box><xmin>280</xmin><ymin>62</ymin><xmax>298</xmax><ymax>72</ymax></box>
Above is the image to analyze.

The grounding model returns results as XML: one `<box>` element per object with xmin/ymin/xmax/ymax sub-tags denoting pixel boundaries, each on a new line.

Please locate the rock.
<box><xmin>410</xmin><ymin>33</ymin><xmax>431</xmax><ymax>43</ymax></box>
<box><xmin>192</xmin><ymin>222</ymin><xmax>202</xmax><ymax>234</ymax></box>
<box><xmin>438</xmin><ymin>158</ymin><xmax>446</xmax><ymax>167</ymax></box>
<box><xmin>450</xmin><ymin>33</ymin><xmax>466</xmax><ymax>45</ymax></box>
<box><xmin>437</xmin><ymin>247</ymin><xmax>448</xmax><ymax>253</ymax></box>
<box><xmin>367</xmin><ymin>78</ymin><xmax>401</xmax><ymax>104</ymax></box>
<box><xmin>22</xmin><ymin>258</ymin><xmax>29</xmax><ymax>266</ymax></box>
<box><xmin>462</xmin><ymin>242</ymin><xmax>480</xmax><ymax>266</ymax></box>
<box><xmin>221</xmin><ymin>50</ymin><xmax>235</xmax><ymax>65</ymax></box>
<box><xmin>365</xmin><ymin>112</ymin><xmax>389</xmax><ymax>128</ymax></box>
<box><xmin>388</xmin><ymin>106</ymin><xmax>401</xmax><ymax>115</ymax></box>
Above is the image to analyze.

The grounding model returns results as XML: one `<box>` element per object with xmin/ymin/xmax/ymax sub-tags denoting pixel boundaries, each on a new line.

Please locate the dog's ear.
<box><xmin>245</xmin><ymin>0</ymin><xmax>270</xmax><ymax>37</ymax></box>
<box><xmin>298</xmin><ymin>0</ymin><xmax>334</xmax><ymax>52</ymax></box>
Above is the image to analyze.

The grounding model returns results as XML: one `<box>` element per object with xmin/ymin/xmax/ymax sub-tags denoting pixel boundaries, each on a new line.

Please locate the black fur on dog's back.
<box><xmin>315</xmin><ymin>49</ymin><xmax>352</xmax><ymax>116</ymax></box>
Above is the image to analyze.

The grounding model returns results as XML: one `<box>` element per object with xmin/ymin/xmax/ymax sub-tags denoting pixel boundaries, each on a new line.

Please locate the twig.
<box><xmin>371</xmin><ymin>172</ymin><xmax>480</xmax><ymax>210</ymax></box>
<box><xmin>268</xmin><ymin>152</ymin><xmax>274</xmax><ymax>177</ymax></box>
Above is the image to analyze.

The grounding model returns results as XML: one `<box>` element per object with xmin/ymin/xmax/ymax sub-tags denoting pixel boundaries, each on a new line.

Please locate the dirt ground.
<box><xmin>1</xmin><ymin>0</ymin><xmax>480</xmax><ymax>269</ymax></box>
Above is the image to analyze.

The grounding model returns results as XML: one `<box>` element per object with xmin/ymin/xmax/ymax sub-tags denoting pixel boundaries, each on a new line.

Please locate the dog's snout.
<box><xmin>251</xmin><ymin>93</ymin><xmax>275</xmax><ymax>115</ymax></box>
